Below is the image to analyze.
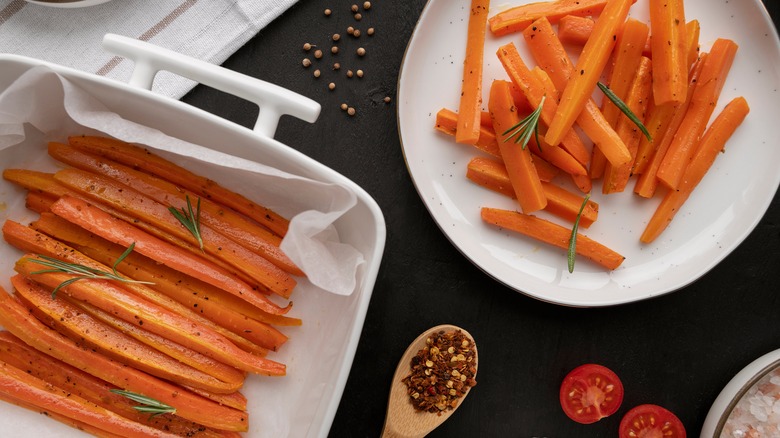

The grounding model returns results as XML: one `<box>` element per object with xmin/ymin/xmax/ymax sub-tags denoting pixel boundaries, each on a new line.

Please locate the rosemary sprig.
<box><xmin>597</xmin><ymin>81</ymin><xmax>652</xmax><ymax>142</ymax></box>
<box><xmin>110</xmin><ymin>389</ymin><xmax>177</xmax><ymax>417</ymax></box>
<box><xmin>28</xmin><ymin>243</ymin><xmax>153</xmax><ymax>298</ymax></box>
<box><xmin>567</xmin><ymin>193</ymin><xmax>591</xmax><ymax>273</ymax></box>
<box><xmin>502</xmin><ymin>95</ymin><xmax>546</xmax><ymax>150</ymax></box>
<box><xmin>169</xmin><ymin>195</ymin><xmax>203</xmax><ymax>250</ymax></box>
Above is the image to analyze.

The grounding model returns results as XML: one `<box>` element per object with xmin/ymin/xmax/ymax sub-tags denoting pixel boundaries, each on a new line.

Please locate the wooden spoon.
<box><xmin>381</xmin><ymin>324</ymin><xmax>478</xmax><ymax>438</ymax></box>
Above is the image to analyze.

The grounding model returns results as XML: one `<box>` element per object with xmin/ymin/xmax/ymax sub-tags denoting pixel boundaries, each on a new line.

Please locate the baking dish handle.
<box><xmin>101</xmin><ymin>33</ymin><xmax>320</xmax><ymax>138</ymax></box>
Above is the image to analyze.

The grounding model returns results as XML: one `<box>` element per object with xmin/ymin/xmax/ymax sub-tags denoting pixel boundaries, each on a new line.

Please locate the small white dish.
<box><xmin>701</xmin><ymin>348</ymin><xmax>780</xmax><ymax>437</ymax></box>
<box><xmin>24</xmin><ymin>0</ymin><xmax>113</xmax><ymax>8</ymax></box>
<box><xmin>397</xmin><ymin>0</ymin><xmax>780</xmax><ymax>306</ymax></box>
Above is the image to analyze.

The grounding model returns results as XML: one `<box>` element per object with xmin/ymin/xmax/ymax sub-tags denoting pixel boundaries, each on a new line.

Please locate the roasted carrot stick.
<box><xmin>488</xmin><ymin>80</ymin><xmax>548</xmax><ymax>213</ymax></box>
<box><xmin>68</xmin><ymin>135</ymin><xmax>289</xmax><ymax>237</ymax></box>
<box><xmin>436</xmin><ymin>108</ymin><xmax>503</xmax><ymax>158</ymax></box>
<box><xmin>602</xmin><ymin>56</ymin><xmax>653</xmax><ymax>194</ymax></box>
<box><xmin>481</xmin><ymin>208</ymin><xmax>624</xmax><ymax>270</ymax></box>
<box><xmin>601</xmin><ymin>18</ymin><xmax>650</xmax><ymax>128</ymax></box>
<box><xmin>25</xmin><ymin>191</ymin><xmax>57</xmax><ymax>214</ymax></box>
<box><xmin>558</xmin><ymin>15</ymin><xmax>595</xmax><ymax>46</ymax></box>
<box><xmin>0</xmin><ymin>360</ymin><xmax>180</xmax><ymax>438</ymax></box>
<box><xmin>656</xmin><ymin>38</ymin><xmax>738</xmax><ymax>189</ymax></box>
<box><xmin>544</xmin><ymin>0</ymin><xmax>633</xmax><ymax>146</ymax></box>
<box><xmin>467</xmin><ymin>157</ymin><xmax>598</xmax><ymax>227</ymax></box>
<box><xmin>641</xmin><ymin>97</ymin><xmax>749</xmax><ymax>243</ymax></box>
<box><xmin>2</xmin><ymin>169</ymin><xmax>71</xmax><ymax>198</ymax></box>
<box><xmin>49</xmin><ymin>195</ymin><xmax>291</xmax><ymax>315</ymax></box>
<box><xmin>649</xmin><ymin>0</ymin><xmax>688</xmax><ymax>105</ymax></box>
<box><xmin>456</xmin><ymin>0</ymin><xmax>490</xmax><ymax>144</ymax></box>
<box><xmin>488</xmin><ymin>0</ymin><xmax>623</xmax><ymax>36</ymax></box>
<box><xmin>0</xmin><ymin>283</ymin><xmax>249</xmax><ymax>432</ymax></box>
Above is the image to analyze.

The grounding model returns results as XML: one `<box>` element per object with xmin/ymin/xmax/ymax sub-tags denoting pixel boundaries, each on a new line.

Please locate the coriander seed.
<box><xmin>356</xmin><ymin>69</ymin><xmax>364</xmax><ymax>78</ymax></box>
<box><xmin>354</xmin><ymin>13</ymin><xmax>362</xmax><ymax>20</ymax></box>
<box><xmin>367</xmin><ymin>27</ymin><xmax>375</xmax><ymax>36</ymax></box>
<box><xmin>351</xmin><ymin>4</ymin><xmax>358</xmax><ymax>12</ymax></box>
<box><xmin>383</xmin><ymin>96</ymin><xmax>391</xmax><ymax>103</ymax></box>
<box><xmin>303</xmin><ymin>42</ymin><xmax>312</xmax><ymax>51</ymax></box>
<box><xmin>328</xmin><ymin>82</ymin><xmax>336</xmax><ymax>90</ymax></box>
<box><xmin>363</xmin><ymin>1</ymin><xmax>371</xmax><ymax>9</ymax></box>
<box><xmin>302</xmin><ymin>58</ymin><xmax>312</xmax><ymax>67</ymax></box>
<box><xmin>346</xmin><ymin>70</ymin><xmax>354</xmax><ymax>78</ymax></box>
<box><xmin>353</xmin><ymin>29</ymin><xmax>361</xmax><ymax>37</ymax></box>
<box><xmin>314</xmin><ymin>49</ymin><xmax>323</xmax><ymax>59</ymax></box>
<box><xmin>324</xmin><ymin>8</ymin><xmax>331</xmax><ymax>16</ymax></box>
<box><xmin>340</xmin><ymin>103</ymin><xmax>348</xmax><ymax>111</ymax></box>
<box><xmin>331</xmin><ymin>46</ymin><xmax>339</xmax><ymax>54</ymax></box>
<box><xmin>332</xmin><ymin>33</ymin><xmax>340</xmax><ymax>42</ymax></box>
<box><xmin>347</xmin><ymin>107</ymin><xmax>356</xmax><ymax>116</ymax></box>
<box><xmin>313</xmin><ymin>69</ymin><xmax>321</xmax><ymax>78</ymax></box>
<box><xmin>347</xmin><ymin>26</ymin><xmax>355</xmax><ymax>35</ymax></box>
<box><xmin>333</xmin><ymin>62</ymin><xmax>341</xmax><ymax>70</ymax></box>
<box><xmin>357</xmin><ymin>47</ymin><xmax>366</xmax><ymax>56</ymax></box>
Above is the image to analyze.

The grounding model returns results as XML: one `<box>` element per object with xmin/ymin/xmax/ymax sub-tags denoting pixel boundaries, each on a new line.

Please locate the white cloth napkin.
<box><xmin>0</xmin><ymin>0</ymin><xmax>299</xmax><ymax>99</ymax></box>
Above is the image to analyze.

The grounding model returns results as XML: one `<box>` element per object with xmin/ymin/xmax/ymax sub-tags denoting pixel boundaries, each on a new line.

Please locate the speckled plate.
<box><xmin>397</xmin><ymin>0</ymin><xmax>780</xmax><ymax>306</ymax></box>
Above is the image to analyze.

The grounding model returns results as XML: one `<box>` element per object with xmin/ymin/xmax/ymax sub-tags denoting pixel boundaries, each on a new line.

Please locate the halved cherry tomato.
<box><xmin>559</xmin><ymin>363</ymin><xmax>624</xmax><ymax>424</ymax></box>
<box><xmin>619</xmin><ymin>404</ymin><xmax>686</xmax><ymax>438</ymax></box>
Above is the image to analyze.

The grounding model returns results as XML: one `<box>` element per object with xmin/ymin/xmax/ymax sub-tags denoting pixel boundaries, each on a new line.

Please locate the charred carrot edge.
<box><xmin>641</xmin><ymin>97</ymin><xmax>749</xmax><ymax>243</ymax></box>
<box><xmin>481</xmin><ymin>207</ymin><xmax>624</xmax><ymax>270</ymax></box>
<box><xmin>601</xmin><ymin>19</ymin><xmax>650</xmax><ymax>128</ymax></box>
<box><xmin>649</xmin><ymin>0</ymin><xmax>688</xmax><ymax>105</ymax></box>
<box><xmin>54</xmin><ymin>168</ymin><xmax>298</xmax><ymax>298</ymax></box>
<box><xmin>48</xmin><ymin>143</ymin><xmax>302</xmax><ymax>277</ymax></box>
<box><xmin>488</xmin><ymin>80</ymin><xmax>548</xmax><ymax>213</ymax></box>
<box><xmin>522</xmin><ymin>17</ymin><xmax>631</xmax><ymax>168</ymax></box>
<box><xmin>49</xmin><ymin>195</ymin><xmax>291</xmax><ymax>315</ymax></box>
<box><xmin>488</xmin><ymin>0</ymin><xmax>622</xmax><ymax>36</ymax></box>
<box><xmin>656</xmin><ymin>38</ymin><xmax>738</xmax><ymax>190</ymax></box>
<box><xmin>545</xmin><ymin>0</ymin><xmax>633</xmax><ymax>146</ymax></box>
<box><xmin>466</xmin><ymin>157</ymin><xmax>598</xmax><ymax>227</ymax></box>
<box><xmin>634</xmin><ymin>53</ymin><xmax>707</xmax><ymax>198</ymax></box>
<box><xmin>558</xmin><ymin>15</ymin><xmax>595</xmax><ymax>46</ymax></box>
<box><xmin>0</xmin><ymin>332</ymin><xmax>237</xmax><ymax>438</ymax></box>
<box><xmin>13</xmin><ymin>280</ymin><xmax>243</xmax><ymax>394</ymax></box>
<box><xmin>602</xmin><ymin>56</ymin><xmax>653</xmax><ymax>194</ymax></box>
<box><xmin>455</xmin><ymin>0</ymin><xmax>490</xmax><ymax>145</ymax></box>
<box><xmin>0</xmin><ymin>283</ymin><xmax>249</xmax><ymax>432</ymax></box>
<box><xmin>0</xmin><ymin>359</ymin><xmax>181</xmax><ymax>438</ymax></box>
<box><xmin>67</xmin><ymin>135</ymin><xmax>289</xmax><ymax>237</ymax></box>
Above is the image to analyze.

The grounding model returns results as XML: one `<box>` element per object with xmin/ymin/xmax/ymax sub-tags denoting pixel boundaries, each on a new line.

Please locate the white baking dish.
<box><xmin>0</xmin><ymin>34</ymin><xmax>385</xmax><ymax>437</ymax></box>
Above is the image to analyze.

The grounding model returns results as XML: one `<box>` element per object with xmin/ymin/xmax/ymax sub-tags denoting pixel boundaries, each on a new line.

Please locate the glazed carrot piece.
<box><xmin>13</xmin><ymin>280</ymin><xmax>243</xmax><ymax>394</ymax></box>
<box><xmin>545</xmin><ymin>0</ymin><xmax>633</xmax><ymax>146</ymax></box>
<box><xmin>2</xmin><ymin>169</ymin><xmax>70</xmax><ymax>198</ymax></box>
<box><xmin>635</xmin><ymin>53</ymin><xmax>707</xmax><ymax>198</ymax></box>
<box><xmin>184</xmin><ymin>386</ymin><xmax>248</xmax><ymax>413</ymax></box>
<box><xmin>49</xmin><ymin>195</ymin><xmax>291</xmax><ymax>315</ymax></box>
<box><xmin>488</xmin><ymin>0</ymin><xmax>625</xmax><ymax>36</ymax></box>
<box><xmin>602</xmin><ymin>56</ymin><xmax>653</xmax><ymax>194</ymax></box>
<box><xmin>656</xmin><ymin>38</ymin><xmax>738</xmax><ymax>189</ymax></box>
<box><xmin>0</xmin><ymin>360</ymin><xmax>181</xmax><ymax>438</ymax></box>
<box><xmin>48</xmin><ymin>143</ymin><xmax>299</xmax><ymax>276</ymax></box>
<box><xmin>521</xmin><ymin>16</ymin><xmax>631</xmax><ymax>169</ymax></box>
<box><xmin>488</xmin><ymin>80</ymin><xmax>547</xmax><ymax>213</ymax></box>
<box><xmin>496</xmin><ymin>43</ymin><xmax>590</xmax><ymax>173</ymax></box>
<box><xmin>54</xmin><ymin>168</ymin><xmax>298</xmax><ymax>297</ymax></box>
<box><xmin>0</xmin><ymin>283</ymin><xmax>249</xmax><ymax>432</ymax></box>
<box><xmin>649</xmin><ymin>0</ymin><xmax>688</xmax><ymax>105</ymax></box>
<box><xmin>455</xmin><ymin>0</ymin><xmax>490</xmax><ymax>145</ymax></box>
<box><xmin>481</xmin><ymin>208</ymin><xmax>624</xmax><ymax>270</ymax></box>
<box><xmin>558</xmin><ymin>15</ymin><xmax>595</xmax><ymax>46</ymax></box>
<box><xmin>466</xmin><ymin>157</ymin><xmax>598</xmax><ymax>227</ymax></box>
<box><xmin>601</xmin><ymin>19</ymin><xmax>650</xmax><ymax>128</ymax></box>
<box><xmin>0</xmin><ymin>332</ymin><xmax>239</xmax><ymax>437</ymax></box>
<box><xmin>68</xmin><ymin>135</ymin><xmax>289</xmax><ymax>237</ymax></box>
<box><xmin>685</xmin><ymin>20</ymin><xmax>701</xmax><ymax>69</ymax></box>
<box><xmin>641</xmin><ymin>97</ymin><xmax>749</xmax><ymax>243</ymax></box>
<box><xmin>436</xmin><ymin>108</ymin><xmax>503</xmax><ymax>158</ymax></box>
<box><xmin>570</xmin><ymin>173</ymin><xmax>593</xmax><ymax>193</ymax></box>
<box><xmin>25</xmin><ymin>191</ymin><xmax>56</xmax><ymax>214</ymax></box>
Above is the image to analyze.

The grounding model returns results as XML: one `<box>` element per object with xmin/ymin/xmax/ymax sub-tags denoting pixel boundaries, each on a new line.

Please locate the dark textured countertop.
<box><xmin>184</xmin><ymin>1</ymin><xmax>780</xmax><ymax>436</ymax></box>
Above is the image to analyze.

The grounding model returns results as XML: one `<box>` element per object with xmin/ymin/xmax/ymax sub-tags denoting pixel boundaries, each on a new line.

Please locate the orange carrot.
<box><xmin>496</xmin><ymin>43</ymin><xmax>590</xmax><ymax>174</ymax></box>
<box><xmin>545</xmin><ymin>0</ymin><xmax>633</xmax><ymax>146</ymax></box>
<box><xmin>641</xmin><ymin>96</ymin><xmax>749</xmax><ymax>243</ymax></box>
<box><xmin>558</xmin><ymin>15</ymin><xmax>595</xmax><ymax>46</ymax></box>
<box><xmin>49</xmin><ymin>195</ymin><xmax>291</xmax><ymax>315</ymax></box>
<box><xmin>522</xmin><ymin>17</ymin><xmax>631</xmax><ymax>168</ymax></box>
<box><xmin>601</xmin><ymin>19</ymin><xmax>650</xmax><ymax>128</ymax></box>
<box><xmin>481</xmin><ymin>208</ymin><xmax>624</xmax><ymax>269</ymax></box>
<box><xmin>68</xmin><ymin>135</ymin><xmax>289</xmax><ymax>237</ymax></box>
<box><xmin>488</xmin><ymin>80</ymin><xmax>547</xmax><ymax>213</ymax></box>
<box><xmin>0</xmin><ymin>282</ymin><xmax>249</xmax><ymax>432</ymax></box>
<box><xmin>649</xmin><ymin>0</ymin><xmax>688</xmax><ymax>105</ymax></box>
<box><xmin>685</xmin><ymin>20</ymin><xmax>701</xmax><ymax>69</ymax></box>
<box><xmin>25</xmin><ymin>191</ymin><xmax>56</xmax><ymax>214</ymax></box>
<box><xmin>466</xmin><ymin>157</ymin><xmax>599</xmax><ymax>227</ymax></box>
<box><xmin>435</xmin><ymin>108</ymin><xmax>503</xmax><ymax>158</ymax></box>
<box><xmin>656</xmin><ymin>38</ymin><xmax>738</xmax><ymax>189</ymax></box>
<box><xmin>455</xmin><ymin>0</ymin><xmax>490</xmax><ymax>144</ymax></box>
<box><xmin>602</xmin><ymin>56</ymin><xmax>653</xmax><ymax>194</ymax></box>
<box><xmin>2</xmin><ymin>169</ymin><xmax>71</xmax><ymax>198</ymax></box>
<box><xmin>488</xmin><ymin>0</ymin><xmax>626</xmax><ymax>36</ymax></box>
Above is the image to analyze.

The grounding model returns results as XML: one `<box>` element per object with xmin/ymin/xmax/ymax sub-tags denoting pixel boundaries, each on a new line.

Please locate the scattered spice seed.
<box><xmin>357</xmin><ymin>47</ymin><xmax>366</xmax><ymax>56</ymax></box>
<box><xmin>354</xmin><ymin>13</ymin><xmax>362</xmax><ymax>20</ymax></box>
<box><xmin>367</xmin><ymin>27</ymin><xmax>375</xmax><ymax>36</ymax></box>
<box><xmin>303</xmin><ymin>42</ymin><xmax>312</xmax><ymax>51</ymax></box>
<box><xmin>332</xmin><ymin>33</ymin><xmax>340</xmax><ymax>42</ymax></box>
<box><xmin>324</xmin><ymin>8</ymin><xmax>331</xmax><ymax>16</ymax></box>
<box><xmin>353</xmin><ymin>29</ymin><xmax>361</xmax><ymax>38</ymax></box>
<box><xmin>402</xmin><ymin>330</ymin><xmax>477</xmax><ymax>414</ymax></box>
<box><xmin>347</xmin><ymin>26</ymin><xmax>355</xmax><ymax>35</ymax></box>
<box><xmin>314</xmin><ymin>49</ymin><xmax>323</xmax><ymax>59</ymax></box>
<box><xmin>347</xmin><ymin>107</ymin><xmax>356</xmax><ymax>116</ymax></box>
<box><xmin>302</xmin><ymin>58</ymin><xmax>312</xmax><ymax>68</ymax></box>
<box><xmin>351</xmin><ymin>4</ymin><xmax>358</xmax><ymax>12</ymax></box>
<box><xmin>340</xmin><ymin>103</ymin><xmax>348</xmax><ymax>111</ymax></box>
<box><xmin>333</xmin><ymin>62</ymin><xmax>341</xmax><ymax>70</ymax></box>
<box><xmin>346</xmin><ymin>70</ymin><xmax>354</xmax><ymax>78</ymax></box>
<box><xmin>363</xmin><ymin>1</ymin><xmax>371</xmax><ymax>9</ymax></box>
<box><xmin>331</xmin><ymin>46</ymin><xmax>339</xmax><ymax>54</ymax></box>
<box><xmin>384</xmin><ymin>96</ymin><xmax>391</xmax><ymax>103</ymax></box>
<box><xmin>356</xmin><ymin>69</ymin><xmax>364</xmax><ymax>78</ymax></box>
<box><xmin>328</xmin><ymin>82</ymin><xmax>336</xmax><ymax>90</ymax></box>
<box><xmin>313</xmin><ymin>69</ymin><xmax>321</xmax><ymax>78</ymax></box>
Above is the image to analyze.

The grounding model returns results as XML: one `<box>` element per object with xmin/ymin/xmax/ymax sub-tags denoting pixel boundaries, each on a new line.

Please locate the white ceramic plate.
<box><xmin>398</xmin><ymin>0</ymin><xmax>780</xmax><ymax>306</ymax></box>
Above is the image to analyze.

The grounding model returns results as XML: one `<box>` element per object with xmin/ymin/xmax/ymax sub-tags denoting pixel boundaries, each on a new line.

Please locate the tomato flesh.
<box><xmin>619</xmin><ymin>404</ymin><xmax>686</xmax><ymax>438</ymax></box>
<box><xmin>559</xmin><ymin>363</ymin><xmax>624</xmax><ymax>424</ymax></box>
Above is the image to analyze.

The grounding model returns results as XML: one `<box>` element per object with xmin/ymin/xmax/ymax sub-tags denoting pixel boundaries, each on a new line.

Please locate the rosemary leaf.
<box><xmin>169</xmin><ymin>195</ymin><xmax>203</xmax><ymax>250</ymax></box>
<box><xmin>597</xmin><ymin>82</ymin><xmax>652</xmax><ymax>142</ymax></box>
<box><xmin>567</xmin><ymin>193</ymin><xmax>591</xmax><ymax>273</ymax></box>
<box><xmin>502</xmin><ymin>95</ymin><xmax>546</xmax><ymax>150</ymax></box>
<box><xmin>110</xmin><ymin>389</ymin><xmax>177</xmax><ymax>417</ymax></box>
